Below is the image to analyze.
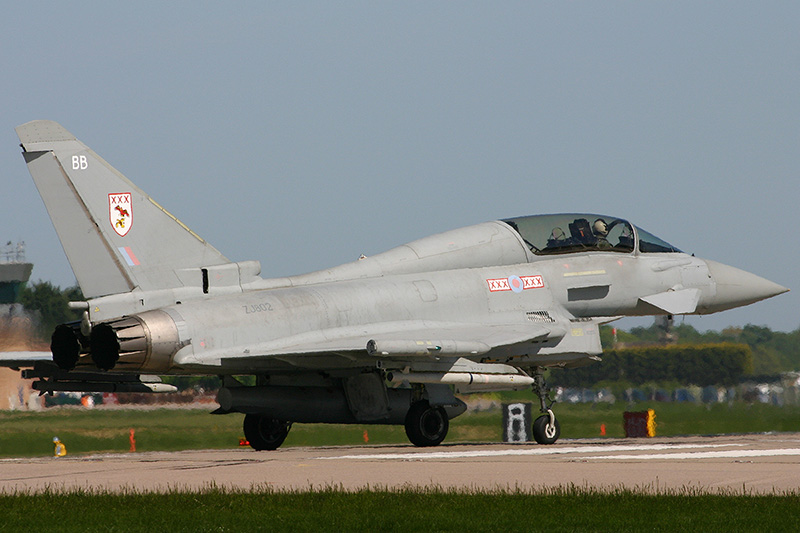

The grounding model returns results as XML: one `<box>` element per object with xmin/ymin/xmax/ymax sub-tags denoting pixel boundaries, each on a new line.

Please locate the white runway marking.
<box><xmin>586</xmin><ymin>449</ymin><xmax>800</xmax><ymax>460</ymax></box>
<box><xmin>318</xmin><ymin>443</ymin><xmax>740</xmax><ymax>461</ymax></box>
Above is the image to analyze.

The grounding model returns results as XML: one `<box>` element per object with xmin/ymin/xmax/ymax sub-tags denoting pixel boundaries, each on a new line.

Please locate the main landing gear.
<box><xmin>404</xmin><ymin>400</ymin><xmax>449</xmax><ymax>447</ymax></box>
<box><xmin>242</xmin><ymin>401</ymin><xmax>450</xmax><ymax>450</ymax></box>
<box><xmin>531</xmin><ymin>368</ymin><xmax>560</xmax><ymax>445</ymax></box>
<box><xmin>243</xmin><ymin>414</ymin><xmax>292</xmax><ymax>451</ymax></box>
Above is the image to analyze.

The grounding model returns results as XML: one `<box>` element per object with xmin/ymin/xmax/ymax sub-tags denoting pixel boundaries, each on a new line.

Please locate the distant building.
<box><xmin>0</xmin><ymin>242</ymin><xmax>40</xmax><ymax>410</ymax></box>
<box><xmin>0</xmin><ymin>241</ymin><xmax>33</xmax><ymax>304</ymax></box>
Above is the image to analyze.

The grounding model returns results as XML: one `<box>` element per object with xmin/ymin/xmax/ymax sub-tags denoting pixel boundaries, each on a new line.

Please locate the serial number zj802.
<box><xmin>243</xmin><ymin>302</ymin><xmax>274</xmax><ymax>314</ymax></box>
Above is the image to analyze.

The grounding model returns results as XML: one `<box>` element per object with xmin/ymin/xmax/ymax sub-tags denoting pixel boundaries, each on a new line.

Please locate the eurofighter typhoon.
<box><xmin>1</xmin><ymin>121</ymin><xmax>788</xmax><ymax>448</ymax></box>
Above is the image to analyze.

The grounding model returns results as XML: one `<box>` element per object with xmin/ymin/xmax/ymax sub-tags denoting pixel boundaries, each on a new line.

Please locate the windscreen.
<box><xmin>635</xmin><ymin>226</ymin><xmax>682</xmax><ymax>253</ymax></box>
<box><xmin>502</xmin><ymin>214</ymin><xmax>681</xmax><ymax>255</ymax></box>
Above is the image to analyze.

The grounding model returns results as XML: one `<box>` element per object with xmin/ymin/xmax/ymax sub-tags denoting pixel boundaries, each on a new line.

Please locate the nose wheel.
<box><xmin>533</xmin><ymin>409</ymin><xmax>560</xmax><ymax>444</ymax></box>
<box><xmin>532</xmin><ymin>368</ymin><xmax>560</xmax><ymax>445</ymax></box>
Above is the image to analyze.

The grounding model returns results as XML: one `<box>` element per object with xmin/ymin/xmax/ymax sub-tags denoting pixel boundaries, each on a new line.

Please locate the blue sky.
<box><xmin>1</xmin><ymin>2</ymin><xmax>797</xmax><ymax>331</ymax></box>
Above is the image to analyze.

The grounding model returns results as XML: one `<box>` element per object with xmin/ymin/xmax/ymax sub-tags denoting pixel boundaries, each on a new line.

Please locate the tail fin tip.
<box><xmin>16</xmin><ymin>120</ymin><xmax>77</xmax><ymax>151</ymax></box>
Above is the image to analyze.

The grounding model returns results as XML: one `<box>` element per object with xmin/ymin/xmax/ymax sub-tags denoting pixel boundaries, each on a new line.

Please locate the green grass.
<box><xmin>0</xmin><ymin>408</ymin><xmax>243</xmax><ymax>457</ymax></box>
<box><xmin>553</xmin><ymin>401</ymin><xmax>800</xmax><ymax>438</ymax></box>
<box><xmin>1</xmin><ymin>485</ymin><xmax>799</xmax><ymax>532</ymax></box>
<box><xmin>2</xmin><ymin>401</ymin><xmax>800</xmax><ymax>458</ymax></box>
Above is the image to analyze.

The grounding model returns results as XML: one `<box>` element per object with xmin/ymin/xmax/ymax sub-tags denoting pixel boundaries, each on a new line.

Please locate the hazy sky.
<box><xmin>1</xmin><ymin>2</ymin><xmax>797</xmax><ymax>332</ymax></box>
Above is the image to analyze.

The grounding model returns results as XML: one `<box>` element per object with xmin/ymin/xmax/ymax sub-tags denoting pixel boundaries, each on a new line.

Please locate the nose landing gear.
<box><xmin>531</xmin><ymin>368</ymin><xmax>560</xmax><ymax>445</ymax></box>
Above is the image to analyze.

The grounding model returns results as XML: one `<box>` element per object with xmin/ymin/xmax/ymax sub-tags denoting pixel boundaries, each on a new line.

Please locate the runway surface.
<box><xmin>2</xmin><ymin>433</ymin><xmax>799</xmax><ymax>494</ymax></box>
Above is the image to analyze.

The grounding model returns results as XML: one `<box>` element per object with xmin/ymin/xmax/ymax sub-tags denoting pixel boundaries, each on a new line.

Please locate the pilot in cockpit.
<box><xmin>592</xmin><ymin>218</ymin><xmax>612</xmax><ymax>249</ymax></box>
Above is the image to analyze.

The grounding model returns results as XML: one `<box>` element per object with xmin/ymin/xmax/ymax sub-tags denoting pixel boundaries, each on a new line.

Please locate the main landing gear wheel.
<box><xmin>533</xmin><ymin>410</ymin><xmax>560</xmax><ymax>445</ymax></box>
<box><xmin>404</xmin><ymin>400</ymin><xmax>449</xmax><ymax>447</ymax></box>
<box><xmin>243</xmin><ymin>414</ymin><xmax>291</xmax><ymax>451</ymax></box>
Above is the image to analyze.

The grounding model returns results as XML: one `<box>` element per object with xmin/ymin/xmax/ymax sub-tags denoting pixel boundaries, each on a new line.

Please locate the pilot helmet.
<box><xmin>53</xmin><ymin>436</ymin><xmax>60</xmax><ymax>443</ymax></box>
<box><xmin>593</xmin><ymin>219</ymin><xmax>608</xmax><ymax>236</ymax></box>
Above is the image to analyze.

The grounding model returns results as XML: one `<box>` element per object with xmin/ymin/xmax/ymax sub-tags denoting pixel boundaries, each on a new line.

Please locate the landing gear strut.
<box><xmin>531</xmin><ymin>368</ymin><xmax>560</xmax><ymax>445</ymax></box>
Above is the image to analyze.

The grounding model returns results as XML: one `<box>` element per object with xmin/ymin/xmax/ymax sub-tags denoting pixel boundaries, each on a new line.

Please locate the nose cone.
<box><xmin>700</xmin><ymin>259</ymin><xmax>789</xmax><ymax>314</ymax></box>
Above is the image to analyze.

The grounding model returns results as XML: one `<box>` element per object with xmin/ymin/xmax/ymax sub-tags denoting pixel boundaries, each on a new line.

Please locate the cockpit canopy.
<box><xmin>502</xmin><ymin>214</ymin><xmax>681</xmax><ymax>255</ymax></box>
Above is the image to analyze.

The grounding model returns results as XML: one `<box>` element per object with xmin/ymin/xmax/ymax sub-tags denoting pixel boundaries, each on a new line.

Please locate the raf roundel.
<box><xmin>486</xmin><ymin>275</ymin><xmax>545</xmax><ymax>293</ymax></box>
<box><xmin>109</xmin><ymin>193</ymin><xmax>133</xmax><ymax>237</ymax></box>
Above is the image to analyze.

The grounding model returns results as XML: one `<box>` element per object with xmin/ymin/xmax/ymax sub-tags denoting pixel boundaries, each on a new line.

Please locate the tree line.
<box><xmin>16</xmin><ymin>281</ymin><xmax>84</xmax><ymax>339</ymax></box>
<box><xmin>603</xmin><ymin>323</ymin><xmax>800</xmax><ymax>376</ymax></box>
<box><xmin>549</xmin><ymin>343</ymin><xmax>753</xmax><ymax>388</ymax></box>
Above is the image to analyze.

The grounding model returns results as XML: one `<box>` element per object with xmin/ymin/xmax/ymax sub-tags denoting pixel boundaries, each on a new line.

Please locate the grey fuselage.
<box><xmin>85</xmin><ymin>216</ymin><xmax>785</xmax><ymax>377</ymax></box>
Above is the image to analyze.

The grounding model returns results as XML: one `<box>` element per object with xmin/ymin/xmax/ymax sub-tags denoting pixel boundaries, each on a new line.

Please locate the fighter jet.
<box><xmin>1</xmin><ymin>120</ymin><xmax>788</xmax><ymax>448</ymax></box>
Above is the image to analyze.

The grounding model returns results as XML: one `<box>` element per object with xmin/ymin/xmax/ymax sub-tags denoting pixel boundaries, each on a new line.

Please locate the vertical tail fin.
<box><xmin>16</xmin><ymin>120</ymin><xmax>232</xmax><ymax>299</ymax></box>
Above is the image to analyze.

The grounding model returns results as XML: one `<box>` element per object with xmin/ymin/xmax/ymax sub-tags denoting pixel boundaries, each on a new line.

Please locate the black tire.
<box><xmin>243</xmin><ymin>414</ymin><xmax>291</xmax><ymax>451</ymax></box>
<box><xmin>404</xmin><ymin>400</ymin><xmax>449</xmax><ymax>447</ymax></box>
<box><xmin>533</xmin><ymin>413</ymin><xmax>560</xmax><ymax>445</ymax></box>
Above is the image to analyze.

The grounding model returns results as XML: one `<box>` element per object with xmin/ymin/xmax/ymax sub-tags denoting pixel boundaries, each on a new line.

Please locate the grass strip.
<box><xmin>1</xmin><ymin>485</ymin><xmax>799</xmax><ymax>532</ymax></box>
